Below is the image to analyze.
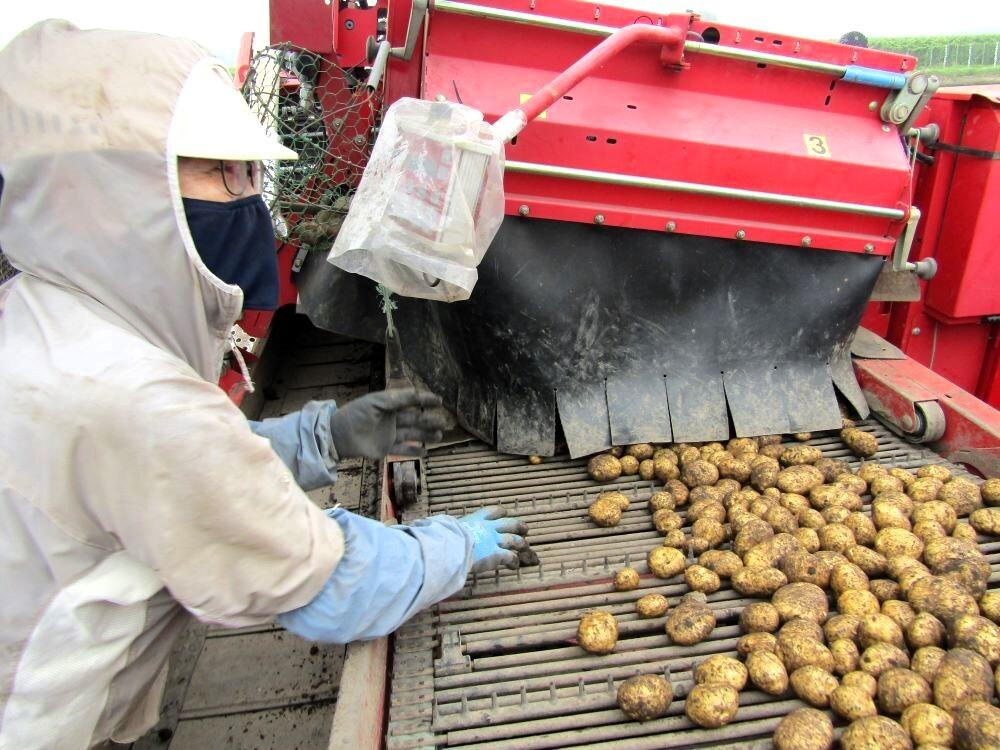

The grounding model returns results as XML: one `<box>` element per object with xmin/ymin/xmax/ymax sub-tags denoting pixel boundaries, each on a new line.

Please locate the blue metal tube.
<box><xmin>842</xmin><ymin>65</ymin><xmax>907</xmax><ymax>89</ymax></box>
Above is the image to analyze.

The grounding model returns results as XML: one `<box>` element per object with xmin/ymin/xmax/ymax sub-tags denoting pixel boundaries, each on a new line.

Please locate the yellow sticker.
<box><xmin>803</xmin><ymin>134</ymin><xmax>831</xmax><ymax>158</ymax></box>
<box><xmin>520</xmin><ymin>92</ymin><xmax>547</xmax><ymax>119</ymax></box>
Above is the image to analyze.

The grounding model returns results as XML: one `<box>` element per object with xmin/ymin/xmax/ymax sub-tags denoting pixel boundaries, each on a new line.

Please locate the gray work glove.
<box><xmin>329</xmin><ymin>388</ymin><xmax>447</xmax><ymax>459</ymax></box>
<box><xmin>458</xmin><ymin>506</ymin><xmax>529</xmax><ymax>574</ymax></box>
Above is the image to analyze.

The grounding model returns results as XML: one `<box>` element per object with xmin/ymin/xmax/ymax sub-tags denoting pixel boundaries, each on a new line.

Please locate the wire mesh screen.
<box><xmin>241</xmin><ymin>43</ymin><xmax>382</xmax><ymax>251</ymax></box>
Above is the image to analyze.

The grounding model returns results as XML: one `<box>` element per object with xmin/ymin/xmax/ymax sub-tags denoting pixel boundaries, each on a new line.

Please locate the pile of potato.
<box><xmin>573</xmin><ymin>426</ymin><xmax>1000</xmax><ymax>747</ymax></box>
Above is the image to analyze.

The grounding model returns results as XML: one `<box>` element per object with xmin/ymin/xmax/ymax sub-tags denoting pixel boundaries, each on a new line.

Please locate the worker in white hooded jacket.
<box><xmin>0</xmin><ymin>20</ymin><xmax>527</xmax><ymax>749</ymax></box>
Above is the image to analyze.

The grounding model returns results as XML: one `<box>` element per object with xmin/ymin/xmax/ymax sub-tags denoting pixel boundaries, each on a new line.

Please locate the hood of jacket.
<box><xmin>0</xmin><ymin>19</ymin><xmax>244</xmax><ymax>380</ymax></box>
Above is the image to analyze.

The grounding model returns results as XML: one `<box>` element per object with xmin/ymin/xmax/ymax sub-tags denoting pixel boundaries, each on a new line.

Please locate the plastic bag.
<box><xmin>328</xmin><ymin>98</ymin><xmax>505</xmax><ymax>302</ymax></box>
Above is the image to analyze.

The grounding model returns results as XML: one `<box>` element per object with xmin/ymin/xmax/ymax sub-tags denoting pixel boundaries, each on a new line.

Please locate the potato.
<box><xmin>601</xmin><ymin>491</ymin><xmax>631</xmax><ymax>511</ymax></box>
<box><xmin>694</xmin><ymin>655</ymin><xmax>747</xmax><ymax>690</ymax></box>
<box><xmin>949</xmin><ymin>614</ymin><xmax>1000</xmax><ymax>665</ymax></box>
<box><xmin>772</xmin><ymin>582</ymin><xmax>829</xmax><ymax>624</ymax></box>
<box><xmin>841</xmin><ymin>716</ymin><xmax>913</xmax><ymax>750</ymax></box>
<box><xmin>647</xmin><ymin>546</ymin><xmax>685</xmax><ymax>579</ymax></box>
<box><xmin>746</xmin><ymin>650</ymin><xmax>789</xmax><ymax>695</ymax></box>
<box><xmin>652</xmin><ymin>508</ymin><xmax>682</xmax><ymax>534</ymax></box>
<box><xmin>588</xmin><ymin>498</ymin><xmax>622</xmax><ymax>527</ymax></box>
<box><xmin>661</xmin><ymin>530</ymin><xmax>687</xmax><ymax>548</ymax></box>
<box><xmin>790</xmin><ymin>665</ymin><xmax>839</xmax><ymax>707</ymax></box>
<box><xmin>970</xmin><ymin>507</ymin><xmax>1000</xmax><ymax>536</ymax></box>
<box><xmin>680</xmin><ymin>459</ymin><xmax>719</xmax><ymax>488</ymax></box>
<box><xmin>900</xmin><ymin>703</ymin><xmax>953</xmax><ymax>747</ymax></box>
<box><xmin>859</xmin><ymin>642</ymin><xmax>910</xmax><ymax>677</ymax></box>
<box><xmin>837</xmin><ymin>473</ymin><xmax>870</xmax><ymax>496</ymax></box>
<box><xmin>815</xmin><ymin>457</ymin><xmax>851</xmax><ymax>483</ymax></box>
<box><xmin>687</xmin><ymin>536</ymin><xmax>711</xmax><ymax>555</ymax></box>
<box><xmin>877</xmin><ymin>668</ymin><xmax>932</xmax><ymax>714</ymax></box>
<box><xmin>577</xmin><ymin>611</ymin><xmax>618</xmax><ymax>653</ymax></box>
<box><xmin>980</xmin><ymin>591</ymin><xmax>1000</xmax><ymax>624</ymax></box>
<box><xmin>635</xmin><ymin>593</ymin><xmax>669</xmax><ymax>618</ymax></box>
<box><xmin>778</xmin><ymin>465</ymin><xmax>825</xmax><ymax>494</ymax></box>
<box><xmin>939</xmin><ymin>556</ymin><xmax>991</xmax><ymax>598</ymax></box>
<box><xmin>932</xmin><ymin>647</ymin><xmax>994</xmax><ymax>711</ymax></box>
<box><xmin>734</xmin><ymin>517</ymin><xmax>773</xmax><ymax>555</ymax></box>
<box><xmin>737</xmin><ymin>631</ymin><xmax>778</xmax><ymax>656</ymax></box>
<box><xmin>913</xmin><ymin>521</ymin><xmax>948</xmax><ymax>543</ymax></box>
<box><xmin>743</xmin><ymin>533</ymin><xmax>803</xmax><ymax>569</ymax></box>
<box><xmin>654</xmin><ymin>457</ymin><xmax>680</xmax><ymax>483</ymax></box>
<box><xmin>831</xmin><ymin>685</ymin><xmax>879</xmax><ymax>721</ymax></box>
<box><xmin>845</xmin><ymin>513</ymin><xmax>879</xmax><ymax>547</ymax></box>
<box><xmin>841</xmin><ymin>427</ymin><xmax>879</xmax><ymax>458</ymax></box>
<box><xmin>653</xmin><ymin>447</ymin><xmax>678</xmax><ymax>463</ymax></box>
<box><xmin>750</xmin><ymin>460</ymin><xmax>780</xmax><ymax>492</ymax></box>
<box><xmin>611</xmin><ymin>568</ymin><xmax>640</xmax><ymax>593</ymax></box>
<box><xmin>732</xmin><ymin>566</ymin><xmax>788</xmax><ymax>597</ymax></box>
<box><xmin>910</xmin><ymin>646</ymin><xmax>947</xmax><ymax>685</ymax></box>
<box><xmin>638</xmin><ymin>459</ymin><xmax>656</xmax><ymax>481</ymax></box>
<box><xmin>781</xmin><ymin>550</ymin><xmax>831</xmax><ymax>588</ymax></box>
<box><xmin>798</xmin><ymin>507</ymin><xmax>827</xmax><ymax>530</ymax></box>
<box><xmin>684</xmin><ymin>564</ymin><xmax>721</xmax><ymax>594</ymax></box>
<box><xmin>951</xmin><ymin>700</ymin><xmax>1000</xmax><ymax>750</ymax></box>
<box><xmin>873</xmin><ymin>502</ymin><xmax>912</xmax><ymax>532</ymax></box>
<box><xmin>871</xmin><ymin>474</ymin><xmax>906</xmax><ymax>496</ymax></box>
<box><xmin>699</xmin><ymin>549</ymin><xmax>743</xmax><ymax>578</ymax></box>
<box><xmin>819</xmin><ymin>523</ymin><xmax>857</xmax><ymax>553</ymax></box>
<box><xmin>881</xmin><ymin>599</ymin><xmax>916</xmax><ymax>631</ymax></box>
<box><xmin>587</xmin><ymin>454</ymin><xmax>622</xmax><ymax>482</ymax></box>
<box><xmin>815</xmin><ymin>550</ymin><xmax>849</xmax><ymax>568</ymax></box>
<box><xmin>908</xmin><ymin>477</ymin><xmax>943</xmax><ymax>503</ymax></box>
<box><xmin>810</xmin><ymin>485</ymin><xmax>861</xmax><ymax>512</ymax></box>
<box><xmin>619</xmin><ymin>455</ymin><xmax>640</xmax><ymax>474</ymax></box>
<box><xmin>843</xmin><ymin>669</ymin><xmax>879</xmax><ymax>697</ymax></box>
<box><xmin>625</xmin><ymin>443</ymin><xmax>654</xmax><ymax>461</ymax></box>
<box><xmin>832</xmin><ymin>637</ymin><xmax>861</xmax><ymax>675</ymax></box>
<box><xmin>917</xmin><ymin>464</ymin><xmax>951</xmax><ymax>481</ymax></box>
<box><xmin>739</xmin><ymin>601</ymin><xmax>780</xmax><ymax>633</ymax></box>
<box><xmin>870</xmin><ymin>579</ymin><xmax>901</xmax><ymax>603</ymax></box>
<box><xmin>831</xmin><ymin>562</ymin><xmax>870</xmax><ymax>595</ymax></box>
<box><xmin>780</xmin><ymin>635</ymin><xmax>835</xmax><ymax>673</ymax></box>
<box><xmin>779</xmin><ymin>617</ymin><xmax>825</xmax><ymax>643</ymax></box>
<box><xmin>907</xmin><ymin>576</ymin><xmax>979</xmax><ymax>625</ymax></box>
<box><xmin>684</xmin><ymin>683</ymin><xmax>739</xmax><ymax>728</ymax></box>
<box><xmin>688</xmin><ymin>498</ymin><xmax>726</xmax><ymax>522</ymax></box>
<box><xmin>875</xmin><ymin>528</ymin><xmax>924</xmax><ymax>559</ymax></box>
<box><xmin>983</xmin><ymin>478</ymin><xmax>1000</xmax><ymax>506</ymax></box>
<box><xmin>782</xmin><ymin>492</ymin><xmax>812</xmax><ymax>516</ymax></box>
<box><xmin>616</xmin><ymin>673</ymin><xmax>674</xmax><ymax>722</ymax></box>
<box><xmin>665</xmin><ymin>593</ymin><xmax>715</xmax><ymax>645</ymax></box>
<box><xmin>715</xmin><ymin>477</ymin><xmax>741</xmax><ymax>499</ymax></box>
<box><xmin>661</xmin><ymin>478</ymin><xmax>688</xmax><ymax>506</ymax></box>
<box><xmin>953</xmin><ymin>521</ymin><xmax>978</xmax><ymax>542</ymax></box>
<box><xmin>858</xmin><ymin>462</ymin><xmax>888</xmax><ymax>482</ymax></box>
<box><xmin>914</xmin><ymin>501</ymin><xmax>957</xmax><ymax>533</ymax></box>
<box><xmin>793</xmin><ymin>527</ymin><xmax>821</xmax><ymax>554</ymax></box>
<box><xmin>765</xmin><ymin>505</ymin><xmax>798</xmax><ymax>534</ymax></box>
<box><xmin>774</xmin><ymin>707</ymin><xmax>834</xmax><ymax>750</ymax></box>
<box><xmin>859</xmin><ymin>614</ymin><xmax>906</xmax><ymax>650</ymax></box>
<box><xmin>781</xmin><ymin>445</ymin><xmax>823</xmax><ymax>466</ymax></box>
<box><xmin>825</xmin><ymin>613</ymin><xmax>863</xmax><ymax>643</ymax></box>
<box><xmin>610</xmin><ymin>446</ymin><xmax>624</xmax><ymax>457</ymax></box>
<box><xmin>845</xmin><ymin>546</ymin><xmax>887</xmax><ymax>578</ymax></box>
<box><xmin>648</xmin><ymin>490</ymin><xmax>676</xmax><ymax>512</ymax></box>
<box><xmin>939</xmin><ymin>477</ymin><xmax>982</xmax><ymax>517</ymax></box>
<box><xmin>898</xmin><ymin>567</ymin><xmax>933</xmax><ymax>597</ymax></box>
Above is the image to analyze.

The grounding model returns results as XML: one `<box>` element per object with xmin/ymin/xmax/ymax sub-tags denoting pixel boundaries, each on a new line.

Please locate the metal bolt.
<box><xmin>869</xmin><ymin>101</ymin><xmax>878</xmax><ymax>111</ymax></box>
<box><xmin>735</xmin><ymin>229</ymin><xmax>746</xmax><ymax>240</ymax></box>
<box><xmin>345</xmin><ymin>19</ymin><xmax>355</xmax><ymax>29</ymax></box>
<box><xmin>882</xmin><ymin>124</ymin><xmax>892</xmax><ymax>132</ymax></box>
<box><xmin>912</xmin><ymin>327</ymin><xmax>922</xmax><ymax>335</ymax></box>
<box><xmin>353</xmin><ymin>134</ymin><xmax>365</xmax><ymax>146</ymax></box>
<box><xmin>893</xmin><ymin>105</ymin><xmax>910</xmax><ymax>121</ymax></box>
<box><xmin>665</xmin><ymin>221</ymin><xmax>676</xmax><ymax>232</ymax></box>
<box><xmin>594</xmin><ymin>214</ymin><xmax>605</xmax><ymax>225</ymax></box>
<box><xmin>518</xmin><ymin>204</ymin><xmax>530</xmax><ymax>217</ymax></box>
<box><xmin>801</xmin><ymin>235</ymin><xmax>811</xmax><ymax>247</ymax></box>
<box><xmin>864</xmin><ymin>244</ymin><xmax>875</xmax><ymax>254</ymax></box>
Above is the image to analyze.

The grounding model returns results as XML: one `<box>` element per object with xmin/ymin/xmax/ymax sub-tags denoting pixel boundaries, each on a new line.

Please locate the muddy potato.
<box><xmin>665</xmin><ymin>593</ymin><xmax>715</xmax><ymax>645</ymax></box>
<box><xmin>687</xmin><ymin>536</ymin><xmax>711</xmax><ymax>556</ymax></box>
<box><xmin>715</xmin><ymin>456</ymin><xmax>750</xmax><ymax>483</ymax></box>
<box><xmin>737</xmin><ymin>631</ymin><xmax>778</xmax><ymax>657</ymax></box>
<box><xmin>897</xmin><ymin>567</ymin><xmax>933</xmax><ymax>597</ymax></box>
<box><xmin>790</xmin><ymin>665</ymin><xmax>839</xmax><ymax>708</ymax></box>
<box><xmin>647</xmin><ymin>546</ymin><xmax>686</xmax><ymax>579</ymax></box>
<box><xmin>653</xmin><ymin>447</ymin><xmax>678</xmax><ymax>463</ymax></box>
<box><xmin>772</xmin><ymin>582</ymin><xmax>829</xmax><ymax>624</ymax></box>
<box><xmin>910</xmin><ymin>646</ymin><xmax>947</xmax><ymax>685</ymax></box>
<box><xmin>760</xmin><ymin>443</ymin><xmax>786</xmax><ymax>460</ymax></box>
<box><xmin>773</xmin><ymin>707</ymin><xmax>834</xmax><ymax>750</ymax></box>
<box><xmin>953</xmin><ymin>521</ymin><xmax>978</xmax><ymax>542</ymax></box>
<box><xmin>792</xmin><ymin>527</ymin><xmax>821</xmax><ymax>554</ymax></box>
<box><xmin>980</xmin><ymin>591</ymin><xmax>1000</xmax><ymax>624</ymax></box>
<box><xmin>982</xmin><ymin>478</ymin><xmax>1000</xmax><ymax>506</ymax></box>
<box><xmin>859</xmin><ymin>614</ymin><xmax>906</xmax><ymax>650</ymax></box>
<box><xmin>843</xmin><ymin>670</ymin><xmax>879</xmax><ymax>696</ymax></box>
<box><xmin>684</xmin><ymin>683</ymin><xmax>739</xmax><ymax>728</ymax></box>
<box><xmin>779</xmin><ymin>445</ymin><xmax>822</xmax><ymax>466</ymax></box>
<box><xmin>916</xmin><ymin>464</ymin><xmax>951</xmax><ymax>481</ymax></box>
<box><xmin>588</xmin><ymin>498</ymin><xmax>622</xmax><ymax>527</ymax></box>
<box><xmin>777</xmin><ymin>465</ymin><xmax>825</xmax><ymax>494</ymax></box>
<box><xmin>680</xmin><ymin>459</ymin><xmax>719</xmax><ymax>488</ymax></box>
<box><xmin>684</xmin><ymin>564</ymin><xmax>721</xmax><ymax>594</ymax></box>
<box><xmin>694</xmin><ymin>655</ymin><xmax>748</xmax><ymax>690</ymax></box>
<box><xmin>779</xmin><ymin>617</ymin><xmax>825</xmax><ymax>643</ymax></box>
<box><xmin>871</xmin><ymin>474</ymin><xmax>906</xmax><ymax>496</ymax></box>
<box><xmin>654</xmin><ymin>457</ymin><xmax>681</xmax><ymax>483</ymax></box>
<box><xmin>841</xmin><ymin>716</ymin><xmax>913</xmax><ymax>750</ymax></box>
<box><xmin>932</xmin><ymin>647</ymin><xmax>994</xmax><ymax>711</ymax></box>
<box><xmin>819</xmin><ymin>523</ymin><xmax>857</xmax><ymax>553</ymax></box>
<box><xmin>600</xmin><ymin>491</ymin><xmax>630</xmax><ymax>511</ymax></box>
<box><xmin>726</xmin><ymin>437</ymin><xmax>758</xmax><ymax>455</ymax></box>
<box><xmin>845</xmin><ymin>545</ymin><xmax>888</xmax><ymax>578</ymax></box>
<box><xmin>660</xmin><ymin>529</ymin><xmax>687</xmax><ymax>548</ymax></box>
<box><xmin>840</xmin><ymin>590</ymin><xmax>883</xmax><ymax>617</ymax></box>
<box><xmin>887</xmin><ymin>467</ymin><xmax>915</xmax><ymax>485</ymax></box>
<box><xmin>732</xmin><ymin>566</ymin><xmax>788</xmax><ymax>597</ymax></box>
<box><xmin>845</xmin><ymin>513</ymin><xmax>879</xmax><ymax>547</ymax></box>
<box><xmin>949</xmin><ymin>613</ymin><xmax>1000</xmax><ymax>666</ymax></box>
<box><xmin>830</xmin><ymin>562</ymin><xmax>869</xmax><ymax>595</ymax></box>
<box><xmin>815</xmin><ymin>457</ymin><xmax>851</xmax><ymax>483</ymax></box>
<box><xmin>781</xmin><ymin>550</ymin><xmax>831</xmax><ymax>588</ymax></box>
<box><xmin>873</xmin><ymin>501</ymin><xmax>912</xmax><ymax>532</ymax></box>
<box><xmin>587</xmin><ymin>454</ymin><xmax>623</xmax><ymax>482</ymax></box>
<box><xmin>908</xmin><ymin>477</ymin><xmax>943</xmax><ymax>503</ymax></box>
<box><xmin>652</xmin><ymin>508</ymin><xmax>682</xmax><ymax>534</ymax></box>
<box><xmin>765</xmin><ymin>505</ymin><xmax>799</xmax><ymax>534</ymax></box>
<box><xmin>577</xmin><ymin>611</ymin><xmax>618</xmax><ymax>654</ymax></box>
<box><xmin>875</xmin><ymin>528</ymin><xmax>924</xmax><ymax>559</ymax></box>
<box><xmin>750</xmin><ymin>459</ymin><xmax>780</xmax><ymax>492</ymax></box>
<box><xmin>617</xmin><ymin>673</ymin><xmax>673</xmax><ymax>721</ymax></box>
<box><xmin>757</xmin><ymin>434</ymin><xmax>782</xmax><ymax>447</ymax></box>
<box><xmin>841</xmin><ymin>427</ymin><xmax>879</xmax><ymax>458</ymax></box>
<box><xmin>648</xmin><ymin>490</ymin><xmax>676</xmax><ymax>512</ymax></box>
<box><xmin>940</xmin><ymin>556</ymin><xmax>992</xmax><ymax>599</ymax></box>
<box><xmin>825</xmin><ymin>613</ymin><xmax>863</xmax><ymax>643</ymax></box>
<box><xmin>970</xmin><ymin>507</ymin><xmax>1000</xmax><ymax>536</ymax></box>
<box><xmin>614</xmin><ymin>567</ymin><xmax>641</xmax><ymax>591</ymax></box>
<box><xmin>700</xmin><ymin>441</ymin><xmax>725</xmax><ymax>458</ymax></box>
<box><xmin>716</xmin><ymin>477</ymin><xmax>741</xmax><ymax>499</ymax></box>
<box><xmin>635</xmin><ymin>593</ymin><xmax>669</xmax><ymax>618</ymax></box>
<box><xmin>859</xmin><ymin>642</ymin><xmax>910</xmax><ymax>677</ymax></box>
<box><xmin>837</xmin><ymin>473</ymin><xmax>870</xmax><ymax>496</ymax></box>
<box><xmin>740</xmin><ymin>602</ymin><xmax>781</xmax><ymax>633</ymax></box>
<box><xmin>938</xmin><ymin>477</ymin><xmax>982</xmax><ymax>517</ymax></box>
<box><xmin>814</xmin><ymin>550</ymin><xmax>849</xmax><ymax>569</ymax></box>
<box><xmin>691</xmin><ymin>519</ymin><xmax>727</xmax><ymax>549</ymax></box>
<box><xmin>688</xmin><ymin>498</ymin><xmax>726</xmax><ymax>523</ymax></box>
<box><xmin>638</xmin><ymin>459</ymin><xmax>656</xmax><ymax>481</ymax></box>
<box><xmin>868</xmin><ymin>580</ymin><xmax>902</xmax><ymax>605</ymax></box>
<box><xmin>782</xmin><ymin>493</ymin><xmax>812</xmax><ymax>516</ymax></box>
<box><xmin>858</xmin><ymin>462</ymin><xmax>889</xmax><ymax>483</ymax></box>
<box><xmin>881</xmin><ymin>600</ymin><xmax>915</xmax><ymax>631</ymax></box>
<box><xmin>811</xmin><ymin>485</ymin><xmax>864</xmax><ymax>513</ymax></box>
<box><xmin>913</xmin><ymin>520</ymin><xmax>948</xmax><ymax>543</ymax></box>
<box><xmin>877</xmin><ymin>668</ymin><xmax>932</xmax><ymax>714</ymax></box>
<box><xmin>823</xmin><ymin>507</ymin><xmax>853</xmax><ymax>526</ymax></box>
<box><xmin>832</xmin><ymin>638</ymin><xmax>861</xmax><ymax>675</ymax></box>
<box><xmin>906</xmin><ymin>612</ymin><xmax>946</xmax><ymax>650</ymax></box>
<box><xmin>951</xmin><ymin>701</ymin><xmax>1000</xmax><ymax>750</ymax></box>
<box><xmin>625</xmin><ymin>443</ymin><xmax>654</xmax><ymax>461</ymax></box>
<box><xmin>746</xmin><ymin>650</ymin><xmax>789</xmax><ymax>695</ymax></box>
<box><xmin>914</xmin><ymin>501</ymin><xmax>957</xmax><ymax>533</ymax></box>
<box><xmin>699</xmin><ymin>550</ymin><xmax>743</xmax><ymax>578</ymax></box>
<box><xmin>907</xmin><ymin>576</ymin><xmax>978</xmax><ymax>625</ymax></box>
<box><xmin>900</xmin><ymin>703</ymin><xmax>953</xmax><ymax>747</ymax></box>
<box><xmin>831</xmin><ymin>685</ymin><xmax>879</xmax><ymax>721</ymax></box>
<box><xmin>610</xmin><ymin>446</ymin><xmax>624</xmax><ymax>457</ymax></box>
<box><xmin>780</xmin><ymin>635</ymin><xmax>835</xmax><ymax>674</ymax></box>
<box><xmin>734</xmin><ymin>519</ymin><xmax>775</xmax><ymax>557</ymax></box>
<box><xmin>798</xmin><ymin>507</ymin><xmax>827</xmax><ymax>530</ymax></box>
<box><xmin>619</xmin><ymin>455</ymin><xmax>640</xmax><ymax>475</ymax></box>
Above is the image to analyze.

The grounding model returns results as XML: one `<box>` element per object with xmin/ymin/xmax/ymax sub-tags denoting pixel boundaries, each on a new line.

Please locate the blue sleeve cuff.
<box><xmin>248</xmin><ymin>400</ymin><xmax>340</xmax><ymax>491</ymax></box>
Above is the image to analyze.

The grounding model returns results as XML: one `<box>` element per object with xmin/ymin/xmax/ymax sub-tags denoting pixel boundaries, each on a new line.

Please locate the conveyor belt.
<box><xmin>387</xmin><ymin>422</ymin><xmax>994</xmax><ymax>750</ymax></box>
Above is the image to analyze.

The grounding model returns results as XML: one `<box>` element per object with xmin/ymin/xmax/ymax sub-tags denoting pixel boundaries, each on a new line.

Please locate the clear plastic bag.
<box><xmin>328</xmin><ymin>98</ymin><xmax>505</xmax><ymax>302</ymax></box>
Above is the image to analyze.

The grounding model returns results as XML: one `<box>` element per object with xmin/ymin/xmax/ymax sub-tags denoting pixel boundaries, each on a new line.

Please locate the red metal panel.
<box><xmin>269</xmin><ymin>0</ymin><xmax>335</xmax><ymax>53</ymax></box>
<box><xmin>421</xmin><ymin>0</ymin><xmax>914</xmax><ymax>253</ymax></box>
<box><xmin>334</xmin><ymin>2</ymin><xmax>382</xmax><ymax>68</ymax></box>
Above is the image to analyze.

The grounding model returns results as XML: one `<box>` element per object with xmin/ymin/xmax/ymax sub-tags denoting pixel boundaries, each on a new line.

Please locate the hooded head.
<box><xmin>0</xmin><ymin>20</ymin><xmax>296</xmax><ymax>380</ymax></box>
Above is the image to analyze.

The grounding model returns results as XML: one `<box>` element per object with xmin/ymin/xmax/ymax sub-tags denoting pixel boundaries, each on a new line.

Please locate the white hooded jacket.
<box><xmin>0</xmin><ymin>21</ymin><xmax>344</xmax><ymax>747</ymax></box>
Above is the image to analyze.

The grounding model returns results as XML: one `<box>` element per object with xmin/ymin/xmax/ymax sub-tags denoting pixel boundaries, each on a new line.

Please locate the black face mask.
<box><xmin>182</xmin><ymin>195</ymin><xmax>279</xmax><ymax>311</ymax></box>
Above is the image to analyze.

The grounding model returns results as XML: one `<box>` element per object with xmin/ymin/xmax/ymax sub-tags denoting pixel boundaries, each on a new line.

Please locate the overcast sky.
<box><xmin>2</xmin><ymin>0</ymin><xmax>998</xmax><ymax>62</ymax></box>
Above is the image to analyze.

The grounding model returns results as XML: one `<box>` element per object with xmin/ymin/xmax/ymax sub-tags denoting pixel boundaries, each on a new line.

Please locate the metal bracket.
<box><xmin>230</xmin><ymin>323</ymin><xmax>263</xmax><ymax>356</ymax></box>
<box><xmin>881</xmin><ymin>72</ymin><xmax>940</xmax><ymax>131</ymax></box>
<box><xmin>891</xmin><ymin>205</ymin><xmax>937</xmax><ymax>280</ymax></box>
<box><xmin>392</xmin><ymin>459</ymin><xmax>420</xmax><ymax>508</ymax></box>
<box><xmin>434</xmin><ymin>629</ymin><xmax>472</xmax><ymax>675</ymax></box>
<box><xmin>391</xmin><ymin>0</ymin><xmax>428</xmax><ymax>61</ymax></box>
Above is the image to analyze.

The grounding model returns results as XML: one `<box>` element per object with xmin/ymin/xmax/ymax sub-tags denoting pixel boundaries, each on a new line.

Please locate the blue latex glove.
<box><xmin>248</xmin><ymin>400</ymin><xmax>339</xmax><ymax>491</ymax></box>
<box><xmin>458</xmin><ymin>506</ymin><xmax>528</xmax><ymax>574</ymax></box>
<box><xmin>276</xmin><ymin>507</ymin><xmax>473</xmax><ymax>643</ymax></box>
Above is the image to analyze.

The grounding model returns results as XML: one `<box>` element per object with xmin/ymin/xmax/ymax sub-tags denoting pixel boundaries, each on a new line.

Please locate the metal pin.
<box><xmin>582</xmin><ymin>558</ymin><xmax>589</xmax><ymax>574</ymax></box>
<box><xmin>801</xmin><ymin>235</ymin><xmax>811</xmax><ymax>246</ymax></box>
<box><xmin>549</xmin><ymin>683</ymin><xmax>557</xmax><ymax>702</ymax></box>
<box><xmin>520</xmin><ymin>685</ymin><xmax>528</xmax><ymax>706</ymax></box>
<box><xmin>518</xmin><ymin>204</ymin><xmax>530</xmax><ymax>217</ymax></box>
<box><xmin>538</xmin><ymin>563</ymin><xmax>544</xmax><ymax>579</ymax></box>
<box><xmin>603</xmin><ymin>555</ymin><xmax>610</xmax><ymax>570</ymax></box>
<box><xmin>665</xmin><ymin>220</ymin><xmax>676</xmax><ymax>232</ymax></box>
<box><xmin>578</xmin><ymin>678</ymin><xmax>586</xmax><ymax>697</ymax></box>
<box><xmin>607</xmin><ymin>675</ymin><xmax>615</xmax><ymax>693</ymax></box>
<box><xmin>461</xmin><ymin>695</ymin><xmax>469</xmax><ymax>714</ymax></box>
<box><xmin>472</xmin><ymin>572</ymin><xmax>479</xmax><ymax>590</ymax></box>
<box><xmin>491</xmin><ymin>692</ymin><xmax>498</xmax><ymax>710</ymax></box>
<box><xmin>494</xmin><ymin>569</ymin><xmax>500</xmax><ymax>585</ymax></box>
<box><xmin>735</xmin><ymin>229</ymin><xmax>746</xmax><ymax>240</ymax></box>
<box><xmin>560</xmin><ymin>561</ymin><xmax>566</xmax><ymax>576</ymax></box>
<box><xmin>594</xmin><ymin>213</ymin><xmax>605</xmax><ymax>225</ymax></box>
<box><xmin>864</xmin><ymin>243</ymin><xmax>875</xmax><ymax>253</ymax></box>
<box><xmin>625</xmin><ymin>553</ymin><xmax>631</xmax><ymax>567</ymax></box>
<box><xmin>516</xmin><ymin>566</ymin><xmax>522</xmax><ymax>581</ymax></box>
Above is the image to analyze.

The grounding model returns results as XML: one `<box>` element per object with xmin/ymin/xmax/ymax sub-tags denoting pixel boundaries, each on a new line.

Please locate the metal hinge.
<box><xmin>230</xmin><ymin>323</ymin><xmax>263</xmax><ymax>356</ymax></box>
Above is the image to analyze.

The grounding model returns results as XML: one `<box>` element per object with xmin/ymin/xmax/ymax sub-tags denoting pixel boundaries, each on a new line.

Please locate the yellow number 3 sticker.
<box><xmin>804</xmin><ymin>134</ymin><xmax>831</xmax><ymax>158</ymax></box>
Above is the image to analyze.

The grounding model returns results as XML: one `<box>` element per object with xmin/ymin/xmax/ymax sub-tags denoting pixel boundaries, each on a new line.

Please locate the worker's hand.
<box><xmin>328</xmin><ymin>388</ymin><xmax>446</xmax><ymax>460</ymax></box>
<box><xmin>458</xmin><ymin>506</ymin><xmax>528</xmax><ymax>574</ymax></box>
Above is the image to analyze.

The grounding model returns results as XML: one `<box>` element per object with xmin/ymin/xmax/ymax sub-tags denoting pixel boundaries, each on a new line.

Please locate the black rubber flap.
<box><xmin>297</xmin><ymin>219</ymin><xmax>881</xmax><ymax>456</ymax></box>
